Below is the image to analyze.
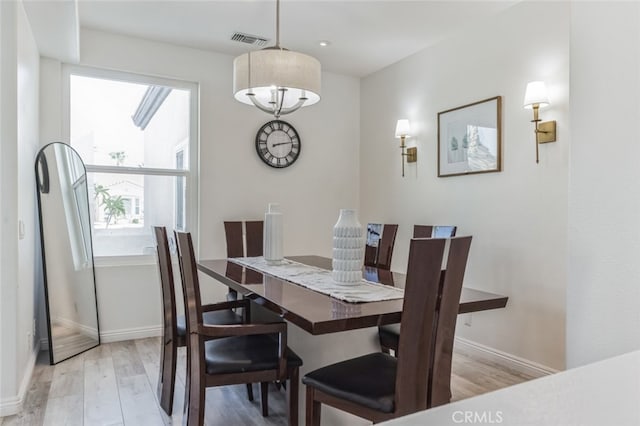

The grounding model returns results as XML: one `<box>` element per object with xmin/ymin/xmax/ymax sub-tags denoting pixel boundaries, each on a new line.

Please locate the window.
<box><xmin>65</xmin><ymin>66</ymin><xmax>198</xmax><ymax>258</ymax></box>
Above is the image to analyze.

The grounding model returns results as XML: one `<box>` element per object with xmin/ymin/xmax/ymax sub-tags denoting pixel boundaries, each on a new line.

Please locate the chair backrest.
<box><xmin>175</xmin><ymin>231</ymin><xmax>204</xmax><ymax>335</ymax></box>
<box><xmin>376</xmin><ymin>224</ymin><xmax>398</xmax><ymax>270</ymax></box>
<box><xmin>429</xmin><ymin>236</ymin><xmax>472</xmax><ymax>407</ymax></box>
<box><xmin>154</xmin><ymin>226</ymin><xmax>178</xmax><ymax>345</ymax></box>
<box><xmin>245</xmin><ymin>220</ymin><xmax>264</xmax><ymax>257</ymax></box>
<box><xmin>224</xmin><ymin>220</ymin><xmax>264</xmax><ymax>258</ymax></box>
<box><xmin>364</xmin><ymin>245</ymin><xmax>377</xmax><ymax>267</ymax></box>
<box><xmin>412</xmin><ymin>225</ymin><xmax>433</xmax><ymax>238</ymax></box>
<box><xmin>413</xmin><ymin>225</ymin><xmax>457</xmax><ymax>238</ymax></box>
<box><xmin>394</xmin><ymin>238</ymin><xmax>445</xmax><ymax>416</ymax></box>
<box><xmin>364</xmin><ymin>223</ymin><xmax>383</xmax><ymax>267</ymax></box>
<box><xmin>224</xmin><ymin>221</ymin><xmax>244</xmax><ymax>258</ymax></box>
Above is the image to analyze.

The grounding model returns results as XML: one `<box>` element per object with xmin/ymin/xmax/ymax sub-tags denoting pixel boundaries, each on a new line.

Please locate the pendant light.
<box><xmin>233</xmin><ymin>0</ymin><xmax>321</xmax><ymax>118</ymax></box>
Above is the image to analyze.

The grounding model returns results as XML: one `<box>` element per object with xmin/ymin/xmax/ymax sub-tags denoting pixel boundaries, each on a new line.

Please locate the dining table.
<box><xmin>197</xmin><ymin>255</ymin><xmax>509</xmax><ymax>425</ymax></box>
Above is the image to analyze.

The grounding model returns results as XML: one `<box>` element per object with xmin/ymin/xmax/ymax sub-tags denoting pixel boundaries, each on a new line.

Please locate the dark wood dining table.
<box><xmin>197</xmin><ymin>255</ymin><xmax>508</xmax><ymax>335</ymax></box>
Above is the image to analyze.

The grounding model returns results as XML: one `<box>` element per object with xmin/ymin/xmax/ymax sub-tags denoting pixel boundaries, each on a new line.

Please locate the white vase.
<box><xmin>264</xmin><ymin>203</ymin><xmax>283</xmax><ymax>263</ymax></box>
<box><xmin>332</xmin><ymin>209</ymin><xmax>364</xmax><ymax>284</ymax></box>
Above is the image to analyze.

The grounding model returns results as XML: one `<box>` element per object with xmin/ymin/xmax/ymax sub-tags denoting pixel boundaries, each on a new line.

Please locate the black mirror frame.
<box><xmin>35</xmin><ymin>142</ymin><xmax>101</xmax><ymax>364</ymax></box>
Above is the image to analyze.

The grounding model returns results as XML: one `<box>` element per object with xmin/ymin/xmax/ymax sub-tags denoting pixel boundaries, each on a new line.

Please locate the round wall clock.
<box><xmin>255</xmin><ymin>120</ymin><xmax>301</xmax><ymax>168</ymax></box>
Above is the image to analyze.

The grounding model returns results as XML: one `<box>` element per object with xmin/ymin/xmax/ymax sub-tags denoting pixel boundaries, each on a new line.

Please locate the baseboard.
<box><xmin>0</xmin><ymin>347</ymin><xmax>38</xmax><ymax>417</ymax></box>
<box><xmin>99</xmin><ymin>325</ymin><xmax>162</xmax><ymax>343</ymax></box>
<box><xmin>455</xmin><ymin>336</ymin><xmax>559</xmax><ymax>378</ymax></box>
<box><xmin>39</xmin><ymin>325</ymin><xmax>161</xmax><ymax>347</ymax></box>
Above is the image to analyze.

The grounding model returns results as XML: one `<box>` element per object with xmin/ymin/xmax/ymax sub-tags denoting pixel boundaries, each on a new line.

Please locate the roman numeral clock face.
<box><xmin>255</xmin><ymin>120</ymin><xmax>301</xmax><ymax>168</ymax></box>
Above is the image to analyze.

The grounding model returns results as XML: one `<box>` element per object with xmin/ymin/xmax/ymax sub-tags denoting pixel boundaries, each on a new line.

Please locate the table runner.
<box><xmin>228</xmin><ymin>256</ymin><xmax>404</xmax><ymax>303</ymax></box>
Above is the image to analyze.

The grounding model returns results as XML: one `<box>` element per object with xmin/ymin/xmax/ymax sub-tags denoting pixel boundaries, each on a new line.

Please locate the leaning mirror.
<box><xmin>36</xmin><ymin>142</ymin><xmax>100</xmax><ymax>364</ymax></box>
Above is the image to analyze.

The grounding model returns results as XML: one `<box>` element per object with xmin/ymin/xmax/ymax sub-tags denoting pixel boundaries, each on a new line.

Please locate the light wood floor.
<box><xmin>0</xmin><ymin>337</ymin><xmax>536</xmax><ymax>426</ymax></box>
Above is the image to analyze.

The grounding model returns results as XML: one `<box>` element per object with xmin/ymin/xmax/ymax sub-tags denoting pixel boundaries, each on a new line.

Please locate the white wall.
<box><xmin>360</xmin><ymin>1</ymin><xmax>570</xmax><ymax>370</ymax></box>
<box><xmin>0</xmin><ymin>0</ymin><xmax>40</xmax><ymax>415</ymax></box>
<box><xmin>567</xmin><ymin>1</ymin><xmax>640</xmax><ymax>368</ymax></box>
<box><xmin>0</xmin><ymin>0</ymin><xmax>20</xmax><ymax>406</ymax></box>
<box><xmin>17</xmin><ymin>0</ymin><xmax>40</xmax><ymax>371</ymax></box>
<box><xmin>40</xmin><ymin>28</ymin><xmax>360</xmax><ymax>338</ymax></box>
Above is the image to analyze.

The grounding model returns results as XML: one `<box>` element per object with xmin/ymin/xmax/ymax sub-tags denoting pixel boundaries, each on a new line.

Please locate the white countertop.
<box><xmin>381</xmin><ymin>350</ymin><xmax>640</xmax><ymax>426</ymax></box>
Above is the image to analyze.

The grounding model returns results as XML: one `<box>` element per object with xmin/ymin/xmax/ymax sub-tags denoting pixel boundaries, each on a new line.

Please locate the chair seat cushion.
<box><xmin>302</xmin><ymin>352</ymin><xmax>397</xmax><ymax>413</ymax></box>
<box><xmin>176</xmin><ymin>310</ymin><xmax>243</xmax><ymax>337</ymax></box>
<box><xmin>378</xmin><ymin>324</ymin><xmax>401</xmax><ymax>351</ymax></box>
<box><xmin>204</xmin><ymin>334</ymin><xmax>303</xmax><ymax>375</ymax></box>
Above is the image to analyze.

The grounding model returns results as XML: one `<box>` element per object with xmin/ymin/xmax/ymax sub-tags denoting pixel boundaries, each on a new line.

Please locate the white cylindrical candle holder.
<box><xmin>264</xmin><ymin>203</ymin><xmax>283</xmax><ymax>263</ymax></box>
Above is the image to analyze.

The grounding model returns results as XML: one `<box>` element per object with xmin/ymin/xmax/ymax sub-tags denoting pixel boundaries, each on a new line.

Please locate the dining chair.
<box><xmin>153</xmin><ymin>226</ymin><xmax>247</xmax><ymax>416</ymax></box>
<box><xmin>364</xmin><ymin>224</ymin><xmax>398</xmax><ymax>270</ymax></box>
<box><xmin>302</xmin><ymin>237</ymin><xmax>448</xmax><ymax>424</ymax></box>
<box><xmin>413</xmin><ymin>224</ymin><xmax>457</xmax><ymax>238</ymax></box>
<box><xmin>174</xmin><ymin>231</ymin><xmax>302</xmax><ymax>426</ymax></box>
<box><xmin>377</xmin><ymin>229</ymin><xmax>464</xmax><ymax>353</ymax></box>
<box><xmin>225</xmin><ymin>219</ymin><xmax>286</xmax><ymax>400</ymax></box>
<box><xmin>378</xmin><ymin>225</ymin><xmax>459</xmax><ymax>356</ymax></box>
<box><xmin>378</xmin><ymin>235</ymin><xmax>472</xmax><ymax>408</ymax></box>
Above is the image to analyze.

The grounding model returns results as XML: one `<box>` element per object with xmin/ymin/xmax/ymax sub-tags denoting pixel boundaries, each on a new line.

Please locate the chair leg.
<box><xmin>184</xmin><ymin>337</ymin><xmax>205</xmax><ymax>426</ymax></box>
<box><xmin>305</xmin><ymin>385</ymin><xmax>320</xmax><ymax>426</ymax></box>
<box><xmin>246</xmin><ymin>383</ymin><xmax>254</xmax><ymax>401</ymax></box>
<box><xmin>288</xmin><ymin>368</ymin><xmax>299</xmax><ymax>426</ymax></box>
<box><xmin>157</xmin><ymin>339</ymin><xmax>177</xmax><ymax>415</ymax></box>
<box><xmin>260</xmin><ymin>382</ymin><xmax>269</xmax><ymax>417</ymax></box>
<box><xmin>186</xmin><ymin>381</ymin><xmax>205</xmax><ymax>426</ymax></box>
<box><xmin>380</xmin><ymin>344</ymin><xmax>391</xmax><ymax>355</ymax></box>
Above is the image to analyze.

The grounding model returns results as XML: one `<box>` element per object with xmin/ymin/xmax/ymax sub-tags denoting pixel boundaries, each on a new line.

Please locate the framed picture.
<box><xmin>438</xmin><ymin>96</ymin><xmax>502</xmax><ymax>177</ymax></box>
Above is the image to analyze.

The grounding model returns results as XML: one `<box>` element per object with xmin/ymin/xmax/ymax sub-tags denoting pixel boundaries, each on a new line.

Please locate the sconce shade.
<box><xmin>395</xmin><ymin>119</ymin><xmax>411</xmax><ymax>138</ymax></box>
<box><xmin>523</xmin><ymin>81</ymin><xmax>550</xmax><ymax>109</ymax></box>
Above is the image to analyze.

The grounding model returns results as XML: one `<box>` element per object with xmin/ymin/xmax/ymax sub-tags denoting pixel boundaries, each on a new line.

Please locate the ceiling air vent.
<box><xmin>231</xmin><ymin>32</ymin><xmax>269</xmax><ymax>47</ymax></box>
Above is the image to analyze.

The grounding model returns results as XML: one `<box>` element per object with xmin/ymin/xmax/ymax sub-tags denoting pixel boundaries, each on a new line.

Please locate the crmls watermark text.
<box><xmin>452</xmin><ymin>410</ymin><xmax>504</xmax><ymax>424</ymax></box>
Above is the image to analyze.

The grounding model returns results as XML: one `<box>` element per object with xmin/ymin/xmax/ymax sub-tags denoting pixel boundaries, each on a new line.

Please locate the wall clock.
<box><xmin>255</xmin><ymin>120</ymin><xmax>301</xmax><ymax>168</ymax></box>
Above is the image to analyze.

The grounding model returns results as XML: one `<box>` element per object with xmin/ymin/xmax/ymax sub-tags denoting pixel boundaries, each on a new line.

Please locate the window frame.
<box><xmin>174</xmin><ymin>140</ymin><xmax>188</xmax><ymax>232</ymax></box>
<box><xmin>62</xmin><ymin>65</ymin><xmax>199</xmax><ymax>265</ymax></box>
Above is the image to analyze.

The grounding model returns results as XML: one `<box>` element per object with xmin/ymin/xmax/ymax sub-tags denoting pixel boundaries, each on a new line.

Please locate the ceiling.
<box><xmin>76</xmin><ymin>0</ymin><xmax>518</xmax><ymax>77</ymax></box>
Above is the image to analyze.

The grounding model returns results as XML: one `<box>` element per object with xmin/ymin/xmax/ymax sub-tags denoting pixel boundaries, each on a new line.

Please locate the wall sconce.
<box><xmin>394</xmin><ymin>119</ymin><xmax>417</xmax><ymax>177</ymax></box>
<box><xmin>523</xmin><ymin>81</ymin><xmax>556</xmax><ymax>163</ymax></box>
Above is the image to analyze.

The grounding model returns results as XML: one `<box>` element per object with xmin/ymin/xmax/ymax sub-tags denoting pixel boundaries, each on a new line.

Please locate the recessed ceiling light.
<box><xmin>319</xmin><ymin>40</ymin><xmax>331</xmax><ymax>47</ymax></box>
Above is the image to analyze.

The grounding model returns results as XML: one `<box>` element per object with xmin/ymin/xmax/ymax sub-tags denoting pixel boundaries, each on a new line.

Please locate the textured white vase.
<box><xmin>332</xmin><ymin>209</ymin><xmax>364</xmax><ymax>284</ymax></box>
<box><xmin>264</xmin><ymin>203</ymin><xmax>283</xmax><ymax>263</ymax></box>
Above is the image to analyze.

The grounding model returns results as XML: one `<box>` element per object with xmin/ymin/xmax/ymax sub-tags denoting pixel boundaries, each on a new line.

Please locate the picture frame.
<box><xmin>437</xmin><ymin>96</ymin><xmax>502</xmax><ymax>177</ymax></box>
